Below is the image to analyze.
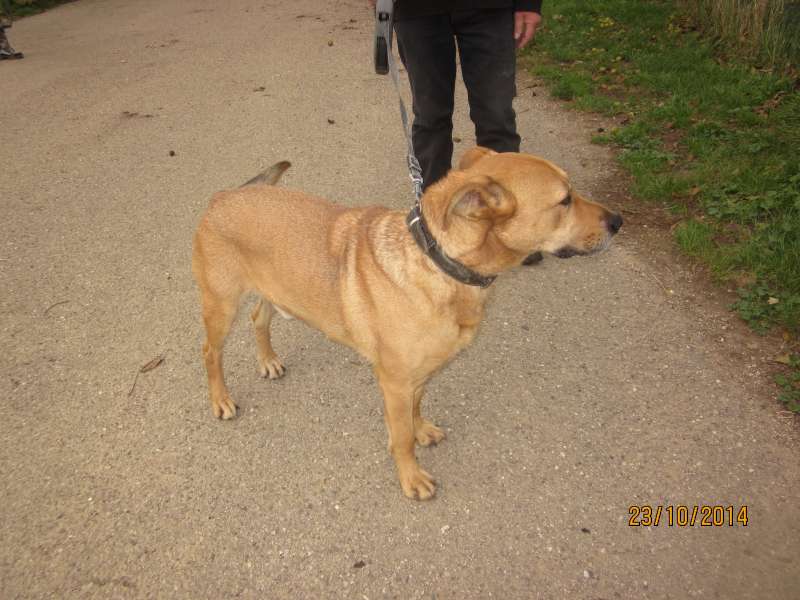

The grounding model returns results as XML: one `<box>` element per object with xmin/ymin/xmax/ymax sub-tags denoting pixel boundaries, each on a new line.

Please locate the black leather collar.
<box><xmin>406</xmin><ymin>204</ymin><xmax>497</xmax><ymax>288</ymax></box>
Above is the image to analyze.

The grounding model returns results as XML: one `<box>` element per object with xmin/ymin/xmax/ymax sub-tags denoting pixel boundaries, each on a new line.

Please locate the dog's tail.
<box><xmin>240</xmin><ymin>161</ymin><xmax>291</xmax><ymax>188</ymax></box>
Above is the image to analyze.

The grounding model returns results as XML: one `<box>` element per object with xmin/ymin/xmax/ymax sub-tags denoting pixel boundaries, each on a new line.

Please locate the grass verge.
<box><xmin>521</xmin><ymin>0</ymin><xmax>800</xmax><ymax>411</ymax></box>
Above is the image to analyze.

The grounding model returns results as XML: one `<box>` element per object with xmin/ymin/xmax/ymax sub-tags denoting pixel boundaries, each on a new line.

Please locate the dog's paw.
<box><xmin>415</xmin><ymin>419</ymin><xmax>446</xmax><ymax>447</ymax></box>
<box><xmin>212</xmin><ymin>394</ymin><xmax>237</xmax><ymax>420</ymax></box>
<box><xmin>399</xmin><ymin>465</ymin><xmax>436</xmax><ymax>500</ymax></box>
<box><xmin>258</xmin><ymin>355</ymin><xmax>286</xmax><ymax>380</ymax></box>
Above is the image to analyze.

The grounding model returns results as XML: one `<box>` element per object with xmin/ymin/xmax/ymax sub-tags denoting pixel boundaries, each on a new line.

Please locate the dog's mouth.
<box><xmin>553</xmin><ymin>246</ymin><xmax>596</xmax><ymax>258</ymax></box>
<box><xmin>552</xmin><ymin>235</ymin><xmax>613</xmax><ymax>259</ymax></box>
<box><xmin>552</xmin><ymin>246</ymin><xmax>585</xmax><ymax>259</ymax></box>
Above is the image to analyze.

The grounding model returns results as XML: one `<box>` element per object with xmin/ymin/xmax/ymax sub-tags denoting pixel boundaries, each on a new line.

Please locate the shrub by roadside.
<box><xmin>5</xmin><ymin>0</ymin><xmax>72</xmax><ymax>18</ymax></box>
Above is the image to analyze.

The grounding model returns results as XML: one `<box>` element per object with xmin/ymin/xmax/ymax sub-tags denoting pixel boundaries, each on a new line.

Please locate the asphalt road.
<box><xmin>1</xmin><ymin>1</ymin><xmax>798</xmax><ymax>598</ymax></box>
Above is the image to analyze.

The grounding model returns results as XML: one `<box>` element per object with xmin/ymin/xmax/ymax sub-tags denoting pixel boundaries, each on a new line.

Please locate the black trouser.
<box><xmin>394</xmin><ymin>9</ymin><xmax>520</xmax><ymax>190</ymax></box>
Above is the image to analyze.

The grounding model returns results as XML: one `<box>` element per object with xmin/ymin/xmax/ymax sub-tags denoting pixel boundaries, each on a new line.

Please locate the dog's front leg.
<box><xmin>413</xmin><ymin>386</ymin><xmax>446</xmax><ymax>447</ymax></box>
<box><xmin>376</xmin><ymin>369</ymin><xmax>436</xmax><ymax>500</ymax></box>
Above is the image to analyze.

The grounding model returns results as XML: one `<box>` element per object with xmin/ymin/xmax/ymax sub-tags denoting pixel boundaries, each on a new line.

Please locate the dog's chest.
<box><xmin>452</xmin><ymin>297</ymin><xmax>484</xmax><ymax>350</ymax></box>
<box><xmin>455</xmin><ymin>323</ymin><xmax>478</xmax><ymax>352</ymax></box>
<box><xmin>412</xmin><ymin>299</ymin><xmax>482</xmax><ymax>362</ymax></box>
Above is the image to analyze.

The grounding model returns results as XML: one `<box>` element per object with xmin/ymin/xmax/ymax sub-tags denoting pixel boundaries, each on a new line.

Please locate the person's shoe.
<box><xmin>522</xmin><ymin>251</ymin><xmax>544</xmax><ymax>266</ymax></box>
<box><xmin>0</xmin><ymin>28</ymin><xmax>23</xmax><ymax>60</ymax></box>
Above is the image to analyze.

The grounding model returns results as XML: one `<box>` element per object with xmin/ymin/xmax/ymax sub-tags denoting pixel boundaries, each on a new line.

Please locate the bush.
<box><xmin>5</xmin><ymin>0</ymin><xmax>73</xmax><ymax>17</ymax></box>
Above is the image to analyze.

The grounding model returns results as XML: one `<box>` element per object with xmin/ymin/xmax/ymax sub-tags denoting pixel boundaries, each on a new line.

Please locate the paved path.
<box><xmin>1</xmin><ymin>1</ymin><xmax>798</xmax><ymax>598</ymax></box>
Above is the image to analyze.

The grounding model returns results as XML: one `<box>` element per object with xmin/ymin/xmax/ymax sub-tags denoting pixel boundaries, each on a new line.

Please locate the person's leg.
<box><xmin>0</xmin><ymin>28</ymin><xmax>23</xmax><ymax>59</ymax></box>
<box><xmin>453</xmin><ymin>9</ymin><xmax>519</xmax><ymax>153</ymax></box>
<box><xmin>394</xmin><ymin>15</ymin><xmax>457</xmax><ymax>190</ymax></box>
<box><xmin>0</xmin><ymin>0</ymin><xmax>23</xmax><ymax>60</ymax></box>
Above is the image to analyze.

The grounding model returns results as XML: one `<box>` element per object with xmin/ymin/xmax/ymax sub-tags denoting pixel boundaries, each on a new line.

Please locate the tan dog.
<box><xmin>192</xmin><ymin>147</ymin><xmax>622</xmax><ymax>500</ymax></box>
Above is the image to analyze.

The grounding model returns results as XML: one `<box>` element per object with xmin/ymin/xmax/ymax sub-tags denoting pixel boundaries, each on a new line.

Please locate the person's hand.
<box><xmin>514</xmin><ymin>11</ymin><xmax>542</xmax><ymax>49</ymax></box>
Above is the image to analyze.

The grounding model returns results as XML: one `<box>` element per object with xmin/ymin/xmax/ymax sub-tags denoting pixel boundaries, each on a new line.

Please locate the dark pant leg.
<box><xmin>0</xmin><ymin>0</ymin><xmax>11</xmax><ymax>25</ymax></box>
<box><xmin>453</xmin><ymin>9</ymin><xmax>520</xmax><ymax>154</ymax></box>
<box><xmin>394</xmin><ymin>16</ymin><xmax>457</xmax><ymax>190</ymax></box>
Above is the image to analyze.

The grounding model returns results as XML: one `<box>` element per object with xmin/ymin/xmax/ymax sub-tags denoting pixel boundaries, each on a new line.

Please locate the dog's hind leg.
<box><xmin>200</xmin><ymin>288</ymin><xmax>240</xmax><ymax>420</ymax></box>
<box><xmin>251</xmin><ymin>298</ymin><xmax>286</xmax><ymax>380</ymax></box>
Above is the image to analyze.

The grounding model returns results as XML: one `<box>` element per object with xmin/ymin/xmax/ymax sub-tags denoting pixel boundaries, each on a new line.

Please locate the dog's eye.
<box><xmin>559</xmin><ymin>194</ymin><xmax>572</xmax><ymax>207</ymax></box>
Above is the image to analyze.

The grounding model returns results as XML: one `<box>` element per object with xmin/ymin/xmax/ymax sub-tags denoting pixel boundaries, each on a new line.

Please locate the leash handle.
<box><xmin>374</xmin><ymin>0</ymin><xmax>394</xmax><ymax>75</ymax></box>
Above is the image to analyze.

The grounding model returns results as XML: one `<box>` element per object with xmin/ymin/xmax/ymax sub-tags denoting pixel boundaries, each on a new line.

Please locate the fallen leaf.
<box><xmin>128</xmin><ymin>352</ymin><xmax>168</xmax><ymax>396</ymax></box>
<box><xmin>775</xmin><ymin>354</ymin><xmax>792</xmax><ymax>365</ymax></box>
<box><xmin>140</xmin><ymin>355</ymin><xmax>165</xmax><ymax>373</ymax></box>
<box><xmin>768</xmin><ymin>297</ymin><xmax>780</xmax><ymax>305</ymax></box>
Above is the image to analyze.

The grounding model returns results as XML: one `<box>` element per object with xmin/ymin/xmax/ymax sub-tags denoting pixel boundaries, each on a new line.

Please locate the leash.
<box><xmin>374</xmin><ymin>1</ymin><xmax>496</xmax><ymax>288</ymax></box>
<box><xmin>374</xmin><ymin>0</ymin><xmax>423</xmax><ymax>202</ymax></box>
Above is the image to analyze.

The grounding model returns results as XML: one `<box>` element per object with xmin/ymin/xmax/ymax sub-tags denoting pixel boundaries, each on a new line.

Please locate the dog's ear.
<box><xmin>458</xmin><ymin>146</ymin><xmax>496</xmax><ymax>170</ymax></box>
<box><xmin>447</xmin><ymin>177</ymin><xmax>515</xmax><ymax>224</ymax></box>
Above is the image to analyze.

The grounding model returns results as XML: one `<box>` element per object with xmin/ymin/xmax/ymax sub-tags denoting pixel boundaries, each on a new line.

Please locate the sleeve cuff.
<box><xmin>514</xmin><ymin>0</ymin><xmax>543</xmax><ymax>14</ymax></box>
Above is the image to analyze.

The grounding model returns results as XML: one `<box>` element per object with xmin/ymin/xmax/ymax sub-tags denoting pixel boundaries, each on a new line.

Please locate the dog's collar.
<box><xmin>406</xmin><ymin>204</ymin><xmax>497</xmax><ymax>288</ymax></box>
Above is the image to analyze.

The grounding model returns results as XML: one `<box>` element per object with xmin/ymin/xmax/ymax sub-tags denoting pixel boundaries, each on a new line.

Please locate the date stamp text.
<box><xmin>628</xmin><ymin>505</ymin><xmax>749</xmax><ymax>527</ymax></box>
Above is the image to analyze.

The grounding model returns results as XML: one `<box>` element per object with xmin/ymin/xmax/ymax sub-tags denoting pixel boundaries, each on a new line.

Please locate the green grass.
<box><xmin>522</xmin><ymin>0</ymin><xmax>800</xmax><ymax>411</ymax></box>
<box><xmin>775</xmin><ymin>353</ymin><xmax>800</xmax><ymax>412</ymax></box>
<box><xmin>678</xmin><ymin>0</ymin><xmax>800</xmax><ymax>68</ymax></box>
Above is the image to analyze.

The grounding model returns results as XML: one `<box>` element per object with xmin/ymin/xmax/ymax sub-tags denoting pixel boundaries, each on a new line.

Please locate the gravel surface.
<box><xmin>1</xmin><ymin>1</ymin><xmax>798</xmax><ymax>598</ymax></box>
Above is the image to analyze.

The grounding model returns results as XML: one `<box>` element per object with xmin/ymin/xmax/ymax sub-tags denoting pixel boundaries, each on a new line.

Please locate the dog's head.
<box><xmin>424</xmin><ymin>147</ymin><xmax>622</xmax><ymax>274</ymax></box>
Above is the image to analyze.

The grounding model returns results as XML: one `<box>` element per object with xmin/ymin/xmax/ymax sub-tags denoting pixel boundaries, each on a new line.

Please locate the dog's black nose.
<box><xmin>607</xmin><ymin>212</ymin><xmax>623</xmax><ymax>234</ymax></box>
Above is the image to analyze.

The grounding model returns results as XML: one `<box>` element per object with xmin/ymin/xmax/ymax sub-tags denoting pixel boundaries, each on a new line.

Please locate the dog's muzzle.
<box><xmin>554</xmin><ymin>211</ymin><xmax>623</xmax><ymax>259</ymax></box>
